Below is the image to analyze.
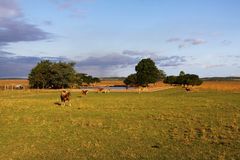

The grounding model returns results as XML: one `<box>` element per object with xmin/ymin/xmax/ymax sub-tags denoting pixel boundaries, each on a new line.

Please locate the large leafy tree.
<box><xmin>28</xmin><ymin>60</ymin><xmax>52</xmax><ymax>88</ymax></box>
<box><xmin>49</xmin><ymin>62</ymin><xmax>76</xmax><ymax>88</ymax></box>
<box><xmin>135</xmin><ymin>58</ymin><xmax>160</xmax><ymax>86</ymax></box>
<box><xmin>29</xmin><ymin>61</ymin><xmax>77</xmax><ymax>89</ymax></box>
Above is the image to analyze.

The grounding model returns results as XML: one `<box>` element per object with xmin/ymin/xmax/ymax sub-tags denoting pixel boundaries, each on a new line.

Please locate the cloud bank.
<box><xmin>0</xmin><ymin>0</ymin><xmax>52</xmax><ymax>77</ymax></box>
<box><xmin>0</xmin><ymin>0</ymin><xmax>50</xmax><ymax>46</ymax></box>
<box><xmin>0</xmin><ymin>52</ymin><xmax>67</xmax><ymax>78</ymax></box>
<box><xmin>1</xmin><ymin>49</ymin><xmax>239</xmax><ymax>78</ymax></box>
<box><xmin>75</xmin><ymin>51</ymin><xmax>187</xmax><ymax>77</ymax></box>
<box><xmin>0</xmin><ymin>49</ymin><xmax>188</xmax><ymax>78</ymax></box>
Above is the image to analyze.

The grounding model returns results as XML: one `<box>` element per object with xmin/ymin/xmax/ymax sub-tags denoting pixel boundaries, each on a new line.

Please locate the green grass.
<box><xmin>0</xmin><ymin>89</ymin><xmax>240</xmax><ymax>160</ymax></box>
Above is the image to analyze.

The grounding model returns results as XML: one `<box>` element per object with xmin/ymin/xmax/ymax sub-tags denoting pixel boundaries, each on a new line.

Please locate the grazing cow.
<box><xmin>97</xmin><ymin>88</ymin><xmax>104</xmax><ymax>93</ymax></box>
<box><xmin>97</xmin><ymin>87</ymin><xmax>110</xmax><ymax>93</ymax></box>
<box><xmin>101</xmin><ymin>89</ymin><xmax>110</xmax><ymax>93</ymax></box>
<box><xmin>15</xmin><ymin>84</ymin><xmax>24</xmax><ymax>90</ymax></box>
<box><xmin>185</xmin><ymin>87</ymin><xmax>191</xmax><ymax>92</ymax></box>
<box><xmin>82</xmin><ymin>89</ymin><xmax>88</xmax><ymax>95</ymax></box>
<box><xmin>60</xmin><ymin>90</ymin><xmax>71</xmax><ymax>106</ymax></box>
<box><xmin>138</xmin><ymin>86</ymin><xmax>145</xmax><ymax>94</ymax></box>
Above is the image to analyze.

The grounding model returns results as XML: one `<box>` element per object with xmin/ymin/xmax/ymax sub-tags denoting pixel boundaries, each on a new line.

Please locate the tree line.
<box><xmin>163</xmin><ymin>71</ymin><xmax>203</xmax><ymax>87</ymax></box>
<box><xmin>28</xmin><ymin>58</ymin><xmax>203</xmax><ymax>89</ymax></box>
<box><xmin>28</xmin><ymin>60</ymin><xmax>100</xmax><ymax>89</ymax></box>
<box><xmin>123</xmin><ymin>58</ymin><xmax>202</xmax><ymax>88</ymax></box>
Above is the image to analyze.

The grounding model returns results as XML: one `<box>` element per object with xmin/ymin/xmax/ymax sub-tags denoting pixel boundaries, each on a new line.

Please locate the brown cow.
<box><xmin>102</xmin><ymin>89</ymin><xmax>110</xmax><ymax>93</ymax></box>
<box><xmin>82</xmin><ymin>89</ymin><xmax>88</xmax><ymax>95</ymax></box>
<box><xmin>97</xmin><ymin>87</ymin><xmax>110</xmax><ymax>93</ymax></box>
<box><xmin>60</xmin><ymin>90</ymin><xmax>71</xmax><ymax>106</ymax></box>
<box><xmin>97</xmin><ymin>87</ymin><xmax>104</xmax><ymax>93</ymax></box>
<box><xmin>185</xmin><ymin>87</ymin><xmax>191</xmax><ymax>92</ymax></box>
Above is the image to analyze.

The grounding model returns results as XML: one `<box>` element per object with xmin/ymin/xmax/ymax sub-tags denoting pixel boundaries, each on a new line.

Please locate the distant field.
<box><xmin>0</xmin><ymin>79</ymin><xmax>29</xmax><ymax>86</ymax></box>
<box><xmin>197</xmin><ymin>81</ymin><xmax>240</xmax><ymax>91</ymax></box>
<box><xmin>0</xmin><ymin>80</ymin><xmax>170</xmax><ymax>92</ymax></box>
<box><xmin>1</xmin><ymin>79</ymin><xmax>240</xmax><ymax>92</ymax></box>
<box><xmin>0</xmin><ymin>89</ymin><xmax>239</xmax><ymax>159</ymax></box>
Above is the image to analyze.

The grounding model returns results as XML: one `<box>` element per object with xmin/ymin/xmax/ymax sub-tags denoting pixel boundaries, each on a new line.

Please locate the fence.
<box><xmin>0</xmin><ymin>84</ymin><xmax>29</xmax><ymax>90</ymax></box>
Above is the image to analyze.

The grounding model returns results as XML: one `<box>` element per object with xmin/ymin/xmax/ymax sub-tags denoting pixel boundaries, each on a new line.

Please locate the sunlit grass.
<box><xmin>0</xmin><ymin>89</ymin><xmax>239</xmax><ymax>159</ymax></box>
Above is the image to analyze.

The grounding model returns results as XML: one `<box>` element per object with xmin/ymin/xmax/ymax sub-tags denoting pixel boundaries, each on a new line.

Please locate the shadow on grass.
<box><xmin>54</xmin><ymin>102</ymin><xmax>61</xmax><ymax>106</ymax></box>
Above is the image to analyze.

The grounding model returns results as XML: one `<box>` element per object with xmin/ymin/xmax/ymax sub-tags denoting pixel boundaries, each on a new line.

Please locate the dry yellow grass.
<box><xmin>197</xmin><ymin>81</ymin><xmax>240</xmax><ymax>91</ymax></box>
<box><xmin>1</xmin><ymin>79</ymin><xmax>240</xmax><ymax>92</ymax></box>
<box><xmin>96</xmin><ymin>80</ymin><xmax>125</xmax><ymax>86</ymax></box>
<box><xmin>0</xmin><ymin>79</ymin><xmax>29</xmax><ymax>86</ymax></box>
<box><xmin>0</xmin><ymin>79</ymin><xmax>29</xmax><ymax>89</ymax></box>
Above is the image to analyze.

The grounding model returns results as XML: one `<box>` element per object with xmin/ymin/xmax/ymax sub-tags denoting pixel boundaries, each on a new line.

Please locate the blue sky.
<box><xmin>0</xmin><ymin>0</ymin><xmax>239</xmax><ymax>77</ymax></box>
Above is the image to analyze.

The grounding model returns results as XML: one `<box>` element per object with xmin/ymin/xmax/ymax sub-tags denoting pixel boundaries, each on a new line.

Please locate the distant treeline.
<box><xmin>100</xmin><ymin>77</ymin><xmax>126</xmax><ymax>81</ymax></box>
<box><xmin>101</xmin><ymin>76</ymin><xmax>240</xmax><ymax>82</ymax></box>
<box><xmin>0</xmin><ymin>78</ymin><xmax>27</xmax><ymax>80</ymax></box>
<box><xmin>201</xmin><ymin>77</ymin><xmax>240</xmax><ymax>81</ymax></box>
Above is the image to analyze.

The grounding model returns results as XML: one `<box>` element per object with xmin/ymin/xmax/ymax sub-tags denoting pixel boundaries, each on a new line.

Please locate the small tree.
<box><xmin>164</xmin><ymin>72</ymin><xmax>203</xmax><ymax>88</ymax></box>
<box><xmin>184</xmin><ymin>74</ymin><xmax>203</xmax><ymax>87</ymax></box>
<box><xmin>75</xmin><ymin>73</ymin><xmax>100</xmax><ymax>87</ymax></box>
<box><xmin>179</xmin><ymin>71</ymin><xmax>185</xmax><ymax>77</ymax></box>
<box><xmin>163</xmin><ymin>76</ymin><xmax>177</xmax><ymax>85</ymax></box>
<box><xmin>157</xmin><ymin>69</ymin><xmax>167</xmax><ymax>81</ymax></box>
<box><xmin>176</xmin><ymin>71</ymin><xmax>186</xmax><ymax>86</ymax></box>
<box><xmin>92</xmin><ymin>77</ymin><xmax>101</xmax><ymax>83</ymax></box>
<box><xmin>124</xmin><ymin>73</ymin><xmax>137</xmax><ymax>86</ymax></box>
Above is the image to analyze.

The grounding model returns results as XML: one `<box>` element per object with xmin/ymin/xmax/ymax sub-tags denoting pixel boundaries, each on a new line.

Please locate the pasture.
<box><xmin>0</xmin><ymin>87</ymin><xmax>240</xmax><ymax>159</ymax></box>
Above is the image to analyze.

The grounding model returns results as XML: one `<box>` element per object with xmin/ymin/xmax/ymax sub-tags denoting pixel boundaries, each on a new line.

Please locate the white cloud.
<box><xmin>184</xmin><ymin>38</ymin><xmax>206</xmax><ymax>45</ymax></box>
<box><xmin>167</xmin><ymin>37</ymin><xmax>207</xmax><ymax>49</ymax></box>
<box><xmin>0</xmin><ymin>0</ymin><xmax>22</xmax><ymax>19</ymax></box>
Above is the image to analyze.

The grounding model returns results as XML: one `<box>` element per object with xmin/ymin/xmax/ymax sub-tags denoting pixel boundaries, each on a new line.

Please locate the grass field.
<box><xmin>0</xmin><ymin>88</ymin><xmax>240</xmax><ymax>159</ymax></box>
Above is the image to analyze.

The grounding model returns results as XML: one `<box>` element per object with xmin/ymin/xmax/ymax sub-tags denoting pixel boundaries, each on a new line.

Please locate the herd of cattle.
<box><xmin>60</xmin><ymin>88</ymin><xmax>110</xmax><ymax>106</ymax></box>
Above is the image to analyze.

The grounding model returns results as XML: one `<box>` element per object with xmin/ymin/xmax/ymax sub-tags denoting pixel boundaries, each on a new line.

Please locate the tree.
<box><xmin>28</xmin><ymin>60</ymin><xmax>52</xmax><ymax>89</ymax></box>
<box><xmin>75</xmin><ymin>73</ymin><xmax>85</xmax><ymax>86</ymax></box>
<box><xmin>163</xmin><ymin>76</ymin><xmax>177</xmax><ymax>85</ymax></box>
<box><xmin>184</xmin><ymin>74</ymin><xmax>203</xmax><ymax>87</ymax></box>
<box><xmin>124</xmin><ymin>73</ymin><xmax>137</xmax><ymax>86</ymax></box>
<box><xmin>75</xmin><ymin>73</ymin><xmax>101</xmax><ymax>87</ymax></box>
<box><xmin>157</xmin><ymin>69</ymin><xmax>167</xmax><ymax>81</ymax></box>
<box><xmin>176</xmin><ymin>71</ymin><xmax>186</xmax><ymax>86</ymax></box>
<box><xmin>49</xmin><ymin>62</ymin><xmax>76</xmax><ymax>88</ymax></box>
<box><xmin>29</xmin><ymin>61</ymin><xmax>77</xmax><ymax>89</ymax></box>
<box><xmin>163</xmin><ymin>72</ymin><xmax>203</xmax><ymax>88</ymax></box>
<box><xmin>135</xmin><ymin>58</ymin><xmax>160</xmax><ymax>86</ymax></box>
<box><xmin>179</xmin><ymin>71</ymin><xmax>185</xmax><ymax>77</ymax></box>
<box><xmin>92</xmin><ymin>77</ymin><xmax>101</xmax><ymax>83</ymax></box>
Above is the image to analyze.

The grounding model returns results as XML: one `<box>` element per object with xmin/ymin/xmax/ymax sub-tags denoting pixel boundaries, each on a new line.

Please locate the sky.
<box><xmin>0</xmin><ymin>0</ymin><xmax>240</xmax><ymax>78</ymax></box>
